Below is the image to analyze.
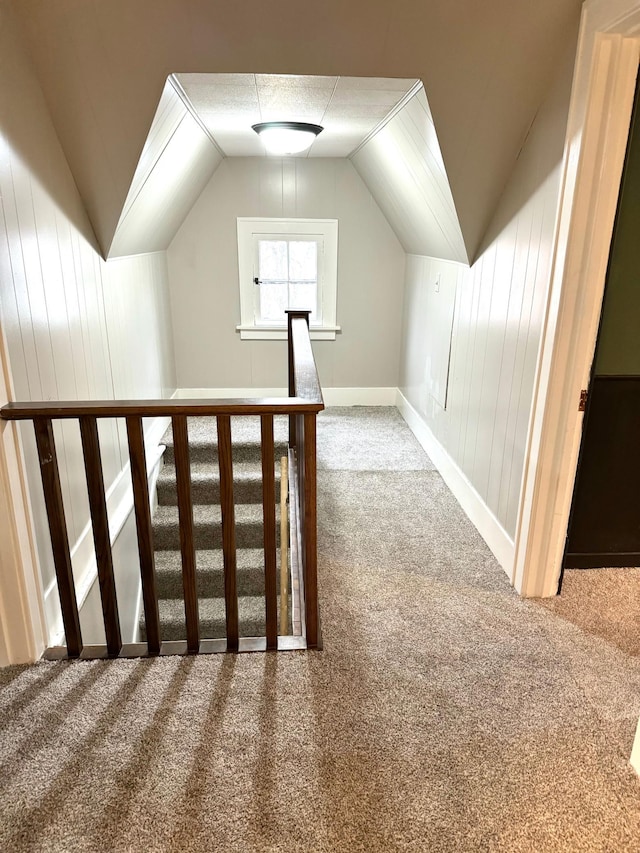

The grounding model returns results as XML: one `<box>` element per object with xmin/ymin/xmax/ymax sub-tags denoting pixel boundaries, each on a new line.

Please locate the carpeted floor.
<box><xmin>1</xmin><ymin>407</ymin><xmax>640</xmax><ymax>852</ymax></box>
<box><xmin>536</xmin><ymin>568</ymin><xmax>640</xmax><ymax>658</ymax></box>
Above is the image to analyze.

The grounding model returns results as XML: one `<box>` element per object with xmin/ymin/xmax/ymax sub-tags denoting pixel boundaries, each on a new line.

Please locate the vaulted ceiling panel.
<box><xmin>176</xmin><ymin>73</ymin><xmax>418</xmax><ymax>159</ymax></box>
<box><xmin>108</xmin><ymin>79</ymin><xmax>223</xmax><ymax>258</ymax></box>
<box><xmin>12</xmin><ymin>0</ymin><xmax>583</xmax><ymax>260</ymax></box>
<box><xmin>352</xmin><ymin>87</ymin><xmax>467</xmax><ymax>263</ymax></box>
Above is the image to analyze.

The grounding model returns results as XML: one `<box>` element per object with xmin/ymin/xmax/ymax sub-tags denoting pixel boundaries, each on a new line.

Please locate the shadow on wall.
<box><xmin>473</xmin><ymin>27</ymin><xmax>579</xmax><ymax>262</ymax></box>
<box><xmin>0</xmin><ymin>5</ymin><xmax>99</xmax><ymax>253</ymax></box>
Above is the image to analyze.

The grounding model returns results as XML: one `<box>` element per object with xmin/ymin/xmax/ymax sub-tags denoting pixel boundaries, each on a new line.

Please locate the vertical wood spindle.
<box><xmin>79</xmin><ymin>416</ymin><xmax>122</xmax><ymax>656</ymax></box>
<box><xmin>33</xmin><ymin>418</ymin><xmax>83</xmax><ymax>657</ymax></box>
<box><xmin>126</xmin><ymin>416</ymin><xmax>161</xmax><ymax>655</ymax></box>
<box><xmin>260</xmin><ymin>415</ymin><xmax>278</xmax><ymax>648</ymax></box>
<box><xmin>303</xmin><ymin>413</ymin><xmax>318</xmax><ymax>648</ymax></box>
<box><xmin>217</xmin><ymin>415</ymin><xmax>238</xmax><ymax>650</ymax></box>
<box><xmin>172</xmin><ymin>415</ymin><xmax>199</xmax><ymax>652</ymax></box>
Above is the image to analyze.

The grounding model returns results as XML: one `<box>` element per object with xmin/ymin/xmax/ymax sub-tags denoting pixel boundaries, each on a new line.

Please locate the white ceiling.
<box><xmin>175</xmin><ymin>73</ymin><xmax>419</xmax><ymax>157</ymax></box>
<box><xmin>12</xmin><ymin>0</ymin><xmax>583</xmax><ymax>260</ymax></box>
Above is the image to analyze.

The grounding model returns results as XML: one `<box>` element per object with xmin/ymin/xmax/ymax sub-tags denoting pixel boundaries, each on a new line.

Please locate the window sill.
<box><xmin>236</xmin><ymin>324</ymin><xmax>340</xmax><ymax>341</ymax></box>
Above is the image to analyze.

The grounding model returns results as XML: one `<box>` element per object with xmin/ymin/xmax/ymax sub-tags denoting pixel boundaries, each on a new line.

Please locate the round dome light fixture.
<box><xmin>252</xmin><ymin>121</ymin><xmax>323</xmax><ymax>155</ymax></box>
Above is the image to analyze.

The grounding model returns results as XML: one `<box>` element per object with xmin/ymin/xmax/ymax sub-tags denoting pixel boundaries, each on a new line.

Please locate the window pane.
<box><xmin>288</xmin><ymin>241</ymin><xmax>317</xmax><ymax>281</ymax></box>
<box><xmin>258</xmin><ymin>240</ymin><xmax>288</xmax><ymax>280</ymax></box>
<box><xmin>289</xmin><ymin>281</ymin><xmax>317</xmax><ymax>317</ymax></box>
<box><xmin>259</xmin><ymin>280</ymin><xmax>288</xmax><ymax>323</ymax></box>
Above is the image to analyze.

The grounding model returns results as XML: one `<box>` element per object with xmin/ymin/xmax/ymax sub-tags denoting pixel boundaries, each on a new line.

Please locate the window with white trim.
<box><xmin>236</xmin><ymin>218</ymin><xmax>339</xmax><ymax>340</ymax></box>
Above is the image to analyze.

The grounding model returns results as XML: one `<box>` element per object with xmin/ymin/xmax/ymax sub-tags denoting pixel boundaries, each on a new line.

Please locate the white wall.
<box><xmin>351</xmin><ymin>87</ymin><xmax>468</xmax><ymax>264</ymax></box>
<box><xmin>398</xmin><ymin>42</ymin><xmax>576</xmax><ymax>556</ymax></box>
<box><xmin>109</xmin><ymin>78</ymin><xmax>224</xmax><ymax>259</ymax></box>
<box><xmin>0</xmin><ymin>4</ymin><xmax>177</xmax><ymax>653</ymax></box>
<box><xmin>167</xmin><ymin>157</ymin><xmax>406</xmax><ymax>391</ymax></box>
<box><xmin>13</xmin><ymin>1</ymin><xmax>582</xmax><ymax>264</ymax></box>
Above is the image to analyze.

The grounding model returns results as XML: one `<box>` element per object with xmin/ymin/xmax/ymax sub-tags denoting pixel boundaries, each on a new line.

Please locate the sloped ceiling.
<box><xmin>352</xmin><ymin>87</ymin><xmax>468</xmax><ymax>263</ymax></box>
<box><xmin>109</xmin><ymin>78</ymin><xmax>223</xmax><ymax>258</ymax></box>
<box><xmin>177</xmin><ymin>73</ymin><xmax>419</xmax><ymax>157</ymax></box>
<box><xmin>12</xmin><ymin>0</ymin><xmax>583</xmax><ymax>262</ymax></box>
<box><xmin>109</xmin><ymin>73</ymin><xmax>421</xmax><ymax>258</ymax></box>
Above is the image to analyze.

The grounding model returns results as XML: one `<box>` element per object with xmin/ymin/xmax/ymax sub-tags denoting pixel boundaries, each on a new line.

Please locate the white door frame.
<box><xmin>513</xmin><ymin>0</ymin><xmax>640</xmax><ymax>597</ymax></box>
<box><xmin>0</xmin><ymin>323</ymin><xmax>46</xmax><ymax>665</ymax></box>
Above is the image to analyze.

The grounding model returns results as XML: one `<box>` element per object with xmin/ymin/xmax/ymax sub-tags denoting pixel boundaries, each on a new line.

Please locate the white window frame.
<box><xmin>236</xmin><ymin>218</ymin><xmax>340</xmax><ymax>340</ymax></box>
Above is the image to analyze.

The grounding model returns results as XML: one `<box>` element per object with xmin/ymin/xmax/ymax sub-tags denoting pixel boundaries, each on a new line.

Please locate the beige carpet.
<box><xmin>536</xmin><ymin>568</ymin><xmax>640</xmax><ymax>658</ymax></box>
<box><xmin>1</xmin><ymin>407</ymin><xmax>640</xmax><ymax>852</ymax></box>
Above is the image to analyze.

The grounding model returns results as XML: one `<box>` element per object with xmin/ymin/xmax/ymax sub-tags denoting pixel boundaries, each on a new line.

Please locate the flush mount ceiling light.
<box><xmin>252</xmin><ymin>121</ymin><xmax>323</xmax><ymax>155</ymax></box>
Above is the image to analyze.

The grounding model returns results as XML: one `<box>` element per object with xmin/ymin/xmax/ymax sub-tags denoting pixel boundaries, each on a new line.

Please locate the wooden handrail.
<box><xmin>287</xmin><ymin>312</ymin><xmax>324</xmax><ymax>405</ymax></box>
<box><xmin>285</xmin><ymin>310</ymin><xmax>322</xmax><ymax>649</ymax></box>
<box><xmin>0</xmin><ymin>313</ymin><xmax>324</xmax><ymax>659</ymax></box>
<box><xmin>1</xmin><ymin>397</ymin><xmax>322</xmax><ymax>420</ymax></box>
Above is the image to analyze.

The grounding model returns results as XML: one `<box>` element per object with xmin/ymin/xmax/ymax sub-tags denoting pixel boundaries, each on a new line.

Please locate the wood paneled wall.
<box><xmin>351</xmin><ymin>87</ymin><xmax>468</xmax><ymax>264</ymax></box>
<box><xmin>12</xmin><ymin>1</ymin><xmax>583</xmax><ymax>264</ymax></box>
<box><xmin>167</xmin><ymin>157</ymin><xmax>406</xmax><ymax>391</ymax></box>
<box><xmin>0</xmin><ymin>6</ymin><xmax>176</xmax><ymax>641</ymax></box>
<box><xmin>399</xmin><ymin>45</ymin><xmax>575</xmax><ymax>541</ymax></box>
<box><xmin>109</xmin><ymin>79</ymin><xmax>224</xmax><ymax>259</ymax></box>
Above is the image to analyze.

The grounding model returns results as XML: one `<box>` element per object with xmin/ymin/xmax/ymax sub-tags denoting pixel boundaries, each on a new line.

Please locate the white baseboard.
<box><xmin>45</xmin><ymin>416</ymin><xmax>168</xmax><ymax>646</ymax></box>
<box><xmin>396</xmin><ymin>390</ymin><xmax>515</xmax><ymax>577</ymax></box>
<box><xmin>176</xmin><ymin>387</ymin><xmax>398</xmax><ymax>406</ymax></box>
<box><xmin>323</xmin><ymin>387</ymin><xmax>397</xmax><ymax>406</ymax></box>
<box><xmin>176</xmin><ymin>387</ymin><xmax>287</xmax><ymax>399</ymax></box>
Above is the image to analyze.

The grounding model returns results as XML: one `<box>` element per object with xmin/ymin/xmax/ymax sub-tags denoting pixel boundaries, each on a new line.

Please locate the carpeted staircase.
<box><xmin>140</xmin><ymin>416</ymin><xmax>290</xmax><ymax>641</ymax></box>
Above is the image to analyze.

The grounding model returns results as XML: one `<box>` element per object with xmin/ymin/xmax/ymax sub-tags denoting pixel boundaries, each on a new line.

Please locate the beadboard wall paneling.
<box><xmin>351</xmin><ymin>87</ymin><xmax>468</xmax><ymax>263</ymax></box>
<box><xmin>121</xmin><ymin>78</ymin><xmax>188</xmax><ymax>219</ymax></box>
<box><xmin>399</xmin><ymin>44</ymin><xmax>575</xmax><ymax>541</ymax></box>
<box><xmin>109</xmin><ymin>79</ymin><xmax>224</xmax><ymax>258</ymax></box>
<box><xmin>167</xmin><ymin>157</ymin><xmax>406</xmax><ymax>390</ymax></box>
<box><xmin>0</xmin><ymin>8</ymin><xmax>177</xmax><ymax>640</ymax></box>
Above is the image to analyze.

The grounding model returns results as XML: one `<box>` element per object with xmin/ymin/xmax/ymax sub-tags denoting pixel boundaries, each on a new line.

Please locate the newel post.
<box><xmin>286</xmin><ymin>310</ymin><xmax>311</xmax><ymax>448</ymax></box>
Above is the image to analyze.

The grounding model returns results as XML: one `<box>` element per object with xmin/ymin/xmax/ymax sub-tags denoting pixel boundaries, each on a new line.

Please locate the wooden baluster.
<box><xmin>279</xmin><ymin>455</ymin><xmax>289</xmax><ymax>636</ymax></box>
<box><xmin>79</xmin><ymin>416</ymin><xmax>122</xmax><ymax>656</ymax></box>
<box><xmin>260</xmin><ymin>415</ymin><xmax>277</xmax><ymax>648</ymax></box>
<box><xmin>217</xmin><ymin>415</ymin><xmax>238</xmax><ymax>650</ymax></box>
<box><xmin>287</xmin><ymin>312</ymin><xmax>296</xmax><ymax>448</ymax></box>
<box><xmin>303</xmin><ymin>413</ymin><xmax>318</xmax><ymax>648</ymax></box>
<box><xmin>33</xmin><ymin>418</ymin><xmax>83</xmax><ymax>657</ymax></box>
<box><xmin>126</xmin><ymin>416</ymin><xmax>161</xmax><ymax>655</ymax></box>
<box><xmin>297</xmin><ymin>413</ymin><xmax>306</xmax><ymax>555</ymax></box>
<box><xmin>172</xmin><ymin>415</ymin><xmax>199</xmax><ymax>652</ymax></box>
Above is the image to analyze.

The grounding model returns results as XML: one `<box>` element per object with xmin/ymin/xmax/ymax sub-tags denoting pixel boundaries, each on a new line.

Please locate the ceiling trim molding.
<box><xmin>168</xmin><ymin>74</ymin><xmax>226</xmax><ymax>159</ymax></box>
<box><xmin>348</xmin><ymin>80</ymin><xmax>423</xmax><ymax>159</ymax></box>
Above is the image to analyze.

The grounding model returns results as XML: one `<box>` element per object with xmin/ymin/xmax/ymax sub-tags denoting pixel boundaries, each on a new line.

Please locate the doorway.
<box><xmin>563</xmin><ymin>69</ymin><xmax>640</xmax><ymax>570</ymax></box>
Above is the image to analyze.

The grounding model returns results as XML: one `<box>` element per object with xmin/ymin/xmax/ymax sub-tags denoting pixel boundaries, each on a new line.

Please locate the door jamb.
<box><xmin>513</xmin><ymin>0</ymin><xmax>640</xmax><ymax>598</ymax></box>
<box><xmin>0</xmin><ymin>323</ymin><xmax>46</xmax><ymax>665</ymax></box>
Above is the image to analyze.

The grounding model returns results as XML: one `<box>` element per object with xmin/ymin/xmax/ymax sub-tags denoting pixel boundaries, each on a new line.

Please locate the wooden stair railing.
<box><xmin>286</xmin><ymin>310</ymin><xmax>322</xmax><ymax>649</ymax></box>
<box><xmin>0</xmin><ymin>313</ymin><xmax>323</xmax><ymax>659</ymax></box>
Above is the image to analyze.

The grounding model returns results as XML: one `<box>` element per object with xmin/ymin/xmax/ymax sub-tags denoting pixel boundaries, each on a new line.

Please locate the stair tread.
<box><xmin>153</xmin><ymin>503</ymin><xmax>277</xmax><ymax>524</ymax></box>
<box><xmin>154</xmin><ymin>548</ymin><xmax>266</xmax><ymax>570</ymax></box>
<box><xmin>162</xmin><ymin>415</ymin><xmax>289</xmax><ymax>449</ymax></box>
<box><xmin>144</xmin><ymin>415</ymin><xmax>291</xmax><ymax>643</ymax></box>
<box><xmin>158</xmin><ymin>595</ymin><xmax>267</xmax><ymax>616</ymax></box>
<box><xmin>157</xmin><ymin>462</ymin><xmax>281</xmax><ymax>482</ymax></box>
<box><xmin>139</xmin><ymin>595</ymin><xmax>282</xmax><ymax>640</ymax></box>
<box><xmin>153</xmin><ymin>549</ymin><xmax>280</xmax><ymax>599</ymax></box>
<box><xmin>152</xmin><ymin>504</ymin><xmax>281</xmax><ymax>550</ymax></box>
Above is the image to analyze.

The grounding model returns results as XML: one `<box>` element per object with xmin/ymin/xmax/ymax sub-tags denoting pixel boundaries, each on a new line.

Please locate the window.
<box><xmin>237</xmin><ymin>218</ymin><xmax>339</xmax><ymax>340</ymax></box>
